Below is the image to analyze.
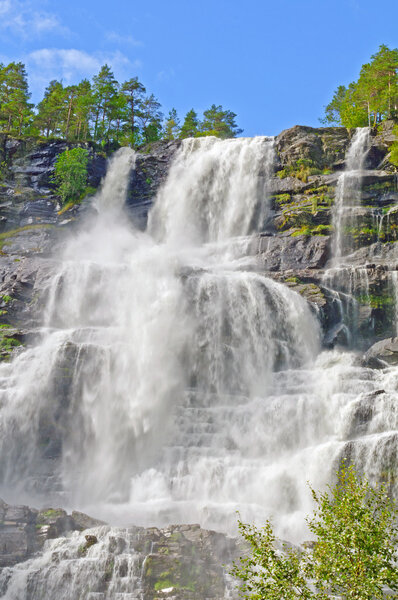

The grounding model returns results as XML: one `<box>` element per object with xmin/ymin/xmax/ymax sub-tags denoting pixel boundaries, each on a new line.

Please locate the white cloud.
<box><xmin>25</xmin><ymin>48</ymin><xmax>138</xmax><ymax>100</ymax></box>
<box><xmin>0</xmin><ymin>0</ymin><xmax>65</xmax><ymax>37</ymax></box>
<box><xmin>28</xmin><ymin>49</ymin><xmax>101</xmax><ymax>76</ymax></box>
<box><xmin>105</xmin><ymin>31</ymin><xmax>143</xmax><ymax>47</ymax></box>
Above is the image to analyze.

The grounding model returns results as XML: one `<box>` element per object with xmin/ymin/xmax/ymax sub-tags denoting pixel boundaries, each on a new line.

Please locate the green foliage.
<box><xmin>390</xmin><ymin>125</ymin><xmax>398</xmax><ymax>166</ymax></box>
<box><xmin>320</xmin><ymin>85</ymin><xmax>347</xmax><ymax>125</ymax></box>
<box><xmin>180</xmin><ymin>109</ymin><xmax>200</xmax><ymax>138</ymax></box>
<box><xmin>231</xmin><ymin>520</ymin><xmax>312</xmax><ymax>600</ymax></box>
<box><xmin>291</xmin><ymin>224</ymin><xmax>331</xmax><ymax>236</ymax></box>
<box><xmin>53</xmin><ymin>148</ymin><xmax>89</xmax><ymax>204</ymax></box>
<box><xmin>120</xmin><ymin>76</ymin><xmax>146</xmax><ymax>147</ymax></box>
<box><xmin>232</xmin><ymin>465</ymin><xmax>398</xmax><ymax>600</ymax></box>
<box><xmin>0</xmin><ymin>60</ymin><xmax>242</xmax><ymax>148</ymax></box>
<box><xmin>199</xmin><ymin>104</ymin><xmax>242</xmax><ymax>138</ymax></box>
<box><xmin>0</xmin><ymin>62</ymin><xmax>33</xmax><ymax>135</ymax></box>
<box><xmin>276</xmin><ymin>159</ymin><xmax>323</xmax><ymax>182</ymax></box>
<box><xmin>308</xmin><ymin>465</ymin><xmax>398</xmax><ymax>599</ymax></box>
<box><xmin>273</xmin><ymin>193</ymin><xmax>291</xmax><ymax>205</ymax></box>
<box><xmin>162</xmin><ymin>108</ymin><xmax>180</xmax><ymax>140</ymax></box>
<box><xmin>321</xmin><ymin>45</ymin><xmax>398</xmax><ymax>127</ymax></box>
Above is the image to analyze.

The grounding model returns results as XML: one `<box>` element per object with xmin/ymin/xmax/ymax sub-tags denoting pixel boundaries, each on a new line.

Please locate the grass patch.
<box><xmin>291</xmin><ymin>224</ymin><xmax>331</xmax><ymax>237</ymax></box>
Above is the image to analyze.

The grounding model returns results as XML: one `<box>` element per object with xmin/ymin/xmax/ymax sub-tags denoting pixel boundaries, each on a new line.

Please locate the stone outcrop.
<box><xmin>0</xmin><ymin>498</ymin><xmax>105</xmax><ymax>567</ymax></box>
<box><xmin>128</xmin><ymin>140</ymin><xmax>181</xmax><ymax>228</ymax></box>
<box><xmin>0</xmin><ymin>499</ymin><xmax>239</xmax><ymax>599</ymax></box>
<box><xmin>363</xmin><ymin>337</ymin><xmax>398</xmax><ymax>367</ymax></box>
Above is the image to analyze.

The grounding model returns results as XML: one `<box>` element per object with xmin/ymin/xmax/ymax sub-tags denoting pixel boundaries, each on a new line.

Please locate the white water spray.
<box><xmin>332</xmin><ymin>127</ymin><xmax>370</xmax><ymax>262</ymax></box>
<box><xmin>0</xmin><ymin>133</ymin><xmax>397</xmax><ymax>569</ymax></box>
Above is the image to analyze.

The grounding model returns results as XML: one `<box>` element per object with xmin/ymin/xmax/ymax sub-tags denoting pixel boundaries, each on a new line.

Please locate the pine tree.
<box><xmin>321</xmin><ymin>45</ymin><xmax>398</xmax><ymax>126</ymax></box>
<box><xmin>179</xmin><ymin>108</ymin><xmax>200</xmax><ymax>138</ymax></box>
<box><xmin>92</xmin><ymin>64</ymin><xmax>120</xmax><ymax>143</ymax></box>
<box><xmin>72</xmin><ymin>79</ymin><xmax>94</xmax><ymax>141</ymax></box>
<box><xmin>320</xmin><ymin>86</ymin><xmax>347</xmax><ymax>125</ymax></box>
<box><xmin>0</xmin><ymin>62</ymin><xmax>33</xmax><ymax>135</ymax></box>
<box><xmin>200</xmin><ymin>104</ymin><xmax>242</xmax><ymax>138</ymax></box>
<box><xmin>120</xmin><ymin>77</ymin><xmax>146</xmax><ymax>147</ymax></box>
<box><xmin>34</xmin><ymin>81</ymin><xmax>66</xmax><ymax>138</ymax></box>
<box><xmin>163</xmin><ymin>108</ymin><xmax>180</xmax><ymax>140</ymax></box>
<box><xmin>137</xmin><ymin>94</ymin><xmax>163</xmax><ymax>145</ymax></box>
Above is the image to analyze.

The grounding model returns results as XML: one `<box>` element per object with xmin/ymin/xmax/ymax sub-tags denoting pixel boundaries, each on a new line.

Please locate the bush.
<box><xmin>231</xmin><ymin>465</ymin><xmax>398</xmax><ymax>599</ymax></box>
<box><xmin>390</xmin><ymin>126</ymin><xmax>398</xmax><ymax>167</ymax></box>
<box><xmin>53</xmin><ymin>147</ymin><xmax>89</xmax><ymax>204</ymax></box>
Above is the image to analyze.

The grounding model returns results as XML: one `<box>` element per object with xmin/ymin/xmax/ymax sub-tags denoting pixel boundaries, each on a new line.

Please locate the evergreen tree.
<box><xmin>200</xmin><ymin>104</ymin><xmax>242</xmax><ymax>138</ymax></box>
<box><xmin>179</xmin><ymin>108</ymin><xmax>200</xmax><ymax>138</ymax></box>
<box><xmin>0</xmin><ymin>62</ymin><xmax>33</xmax><ymax>135</ymax></box>
<box><xmin>120</xmin><ymin>77</ymin><xmax>146</xmax><ymax>147</ymax></box>
<box><xmin>137</xmin><ymin>94</ymin><xmax>163</xmax><ymax>145</ymax></box>
<box><xmin>321</xmin><ymin>45</ymin><xmax>398</xmax><ymax>127</ymax></box>
<box><xmin>321</xmin><ymin>85</ymin><xmax>347</xmax><ymax>125</ymax></box>
<box><xmin>92</xmin><ymin>64</ymin><xmax>120</xmax><ymax>143</ymax></box>
<box><xmin>162</xmin><ymin>108</ymin><xmax>180</xmax><ymax>140</ymax></box>
<box><xmin>370</xmin><ymin>45</ymin><xmax>398</xmax><ymax>119</ymax></box>
<box><xmin>34</xmin><ymin>80</ymin><xmax>66</xmax><ymax>138</ymax></box>
<box><xmin>71</xmin><ymin>79</ymin><xmax>94</xmax><ymax>141</ymax></box>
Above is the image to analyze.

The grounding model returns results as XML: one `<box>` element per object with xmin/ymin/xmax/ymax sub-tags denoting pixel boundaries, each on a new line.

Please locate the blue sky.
<box><xmin>0</xmin><ymin>0</ymin><xmax>397</xmax><ymax>136</ymax></box>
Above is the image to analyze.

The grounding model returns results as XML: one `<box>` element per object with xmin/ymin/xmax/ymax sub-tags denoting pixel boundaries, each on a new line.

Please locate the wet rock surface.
<box><xmin>0</xmin><ymin>499</ymin><xmax>239</xmax><ymax>599</ymax></box>
<box><xmin>128</xmin><ymin>140</ymin><xmax>181</xmax><ymax>228</ymax></box>
<box><xmin>0</xmin><ymin>499</ymin><xmax>104</xmax><ymax>567</ymax></box>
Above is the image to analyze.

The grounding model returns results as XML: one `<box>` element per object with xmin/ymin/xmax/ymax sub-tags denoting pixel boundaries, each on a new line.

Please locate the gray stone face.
<box><xmin>0</xmin><ymin>499</ymin><xmax>239</xmax><ymax>599</ymax></box>
<box><xmin>363</xmin><ymin>337</ymin><xmax>398</xmax><ymax>367</ymax></box>
<box><xmin>257</xmin><ymin>234</ymin><xmax>330</xmax><ymax>271</ymax></box>
<box><xmin>127</xmin><ymin>140</ymin><xmax>181</xmax><ymax>228</ymax></box>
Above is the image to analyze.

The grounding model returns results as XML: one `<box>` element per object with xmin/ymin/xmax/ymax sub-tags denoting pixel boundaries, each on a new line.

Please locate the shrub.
<box><xmin>53</xmin><ymin>147</ymin><xmax>89</xmax><ymax>204</ymax></box>
<box><xmin>232</xmin><ymin>464</ymin><xmax>398</xmax><ymax>599</ymax></box>
<box><xmin>390</xmin><ymin>126</ymin><xmax>398</xmax><ymax>167</ymax></box>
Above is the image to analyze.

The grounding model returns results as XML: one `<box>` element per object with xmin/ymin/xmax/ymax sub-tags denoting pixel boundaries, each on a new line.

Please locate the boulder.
<box><xmin>363</xmin><ymin>337</ymin><xmax>398</xmax><ymax>367</ymax></box>
<box><xmin>257</xmin><ymin>234</ymin><xmax>330</xmax><ymax>271</ymax></box>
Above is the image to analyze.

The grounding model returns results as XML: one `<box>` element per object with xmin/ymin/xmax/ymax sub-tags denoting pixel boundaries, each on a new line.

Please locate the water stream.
<box><xmin>1</xmin><ymin>134</ymin><xmax>398</xmax><ymax>597</ymax></box>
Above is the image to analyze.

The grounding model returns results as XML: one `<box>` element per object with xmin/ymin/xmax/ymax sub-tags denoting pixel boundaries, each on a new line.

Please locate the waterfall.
<box><xmin>332</xmin><ymin>127</ymin><xmax>370</xmax><ymax>262</ymax></box>
<box><xmin>149</xmin><ymin>136</ymin><xmax>274</xmax><ymax>246</ymax></box>
<box><xmin>322</xmin><ymin>128</ymin><xmax>371</xmax><ymax>344</ymax></box>
<box><xmin>1</xmin><ymin>130</ymin><xmax>398</xmax><ymax>591</ymax></box>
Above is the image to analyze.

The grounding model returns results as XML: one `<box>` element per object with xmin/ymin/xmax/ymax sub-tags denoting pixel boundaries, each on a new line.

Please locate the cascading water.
<box><xmin>332</xmin><ymin>127</ymin><xmax>370</xmax><ymax>262</ymax></box>
<box><xmin>2</xmin><ymin>133</ymin><xmax>398</xmax><ymax>597</ymax></box>
<box><xmin>323</xmin><ymin>127</ymin><xmax>372</xmax><ymax>344</ymax></box>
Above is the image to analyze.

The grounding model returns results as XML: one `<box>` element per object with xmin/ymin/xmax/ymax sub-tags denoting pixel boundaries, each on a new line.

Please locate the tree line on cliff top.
<box><xmin>0</xmin><ymin>62</ymin><xmax>242</xmax><ymax>148</ymax></box>
<box><xmin>322</xmin><ymin>44</ymin><xmax>398</xmax><ymax>127</ymax></box>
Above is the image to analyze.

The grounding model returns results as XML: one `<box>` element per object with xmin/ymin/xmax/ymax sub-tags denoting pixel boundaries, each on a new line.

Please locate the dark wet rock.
<box><xmin>0</xmin><ymin>500</ymin><xmax>240</xmax><ymax>599</ymax></box>
<box><xmin>19</xmin><ymin>198</ymin><xmax>57</xmax><ymax>226</ymax></box>
<box><xmin>128</xmin><ymin>140</ymin><xmax>181</xmax><ymax>228</ymax></box>
<box><xmin>257</xmin><ymin>234</ymin><xmax>330</xmax><ymax>271</ymax></box>
<box><xmin>345</xmin><ymin>391</ymin><xmax>386</xmax><ymax>438</ymax></box>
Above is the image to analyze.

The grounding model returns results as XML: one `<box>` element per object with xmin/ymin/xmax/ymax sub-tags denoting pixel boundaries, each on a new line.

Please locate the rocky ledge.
<box><xmin>0</xmin><ymin>499</ymin><xmax>239</xmax><ymax>599</ymax></box>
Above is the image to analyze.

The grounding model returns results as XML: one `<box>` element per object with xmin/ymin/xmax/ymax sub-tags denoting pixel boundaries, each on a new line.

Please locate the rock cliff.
<box><xmin>0</xmin><ymin>124</ymin><xmax>397</xmax><ymax>597</ymax></box>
